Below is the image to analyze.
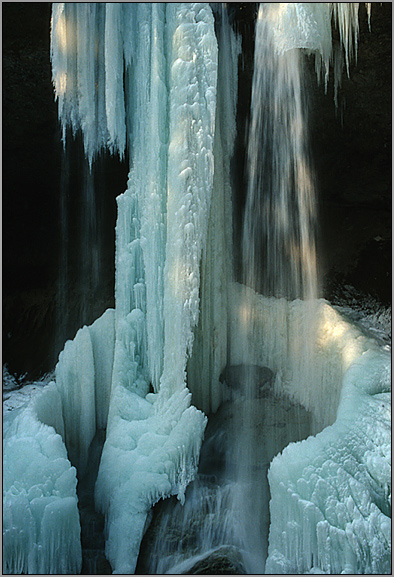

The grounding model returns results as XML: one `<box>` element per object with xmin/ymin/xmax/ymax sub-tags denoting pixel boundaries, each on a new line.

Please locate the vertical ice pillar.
<box><xmin>111</xmin><ymin>3</ymin><xmax>167</xmax><ymax>397</ymax></box>
<box><xmin>158</xmin><ymin>3</ymin><xmax>218</xmax><ymax>400</ymax></box>
<box><xmin>94</xmin><ymin>4</ymin><xmax>219</xmax><ymax>573</ymax></box>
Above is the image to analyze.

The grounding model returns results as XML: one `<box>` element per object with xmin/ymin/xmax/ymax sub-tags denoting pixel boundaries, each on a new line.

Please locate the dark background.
<box><xmin>2</xmin><ymin>3</ymin><xmax>392</xmax><ymax>382</ymax></box>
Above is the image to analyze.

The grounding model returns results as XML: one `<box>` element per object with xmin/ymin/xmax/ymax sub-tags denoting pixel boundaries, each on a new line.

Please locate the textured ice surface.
<box><xmin>3</xmin><ymin>383</ymin><xmax>81</xmax><ymax>574</ymax></box>
<box><xmin>91</xmin><ymin>4</ymin><xmax>219</xmax><ymax>573</ymax></box>
<box><xmin>266</xmin><ymin>349</ymin><xmax>391</xmax><ymax>575</ymax></box>
<box><xmin>51</xmin><ymin>4</ymin><xmax>220</xmax><ymax>572</ymax></box>
<box><xmin>18</xmin><ymin>3</ymin><xmax>385</xmax><ymax>575</ymax></box>
<box><xmin>229</xmin><ymin>283</ymin><xmax>384</xmax><ymax>430</ymax></box>
<box><xmin>95</xmin><ymin>386</ymin><xmax>206</xmax><ymax>574</ymax></box>
<box><xmin>55</xmin><ymin>309</ymin><xmax>115</xmax><ymax>477</ymax></box>
<box><xmin>187</xmin><ymin>4</ymin><xmax>241</xmax><ymax>414</ymax></box>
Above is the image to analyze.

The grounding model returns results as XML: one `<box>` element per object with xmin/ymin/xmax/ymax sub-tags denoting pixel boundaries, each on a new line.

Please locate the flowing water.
<box><xmin>80</xmin><ymin>159</ymin><xmax>102</xmax><ymax>324</ymax></box>
<box><xmin>231</xmin><ymin>4</ymin><xmax>320</xmax><ymax>569</ymax></box>
<box><xmin>56</xmin><ymin>147</ymin><xmax>104</xmax><ymax>358</ymax></box>
<box><xmin>137</xmin><ymin>391</ymin><xmax>313</xmax><ymax>574</ymax></box>
<box><xmin>243</xmin><ymin>4</ymin><xmax>318</xmax><ymax>301</ymax></box>
<box><xmin>56</xmin><ymin>146</ymin><xmax>70</xmax><ymax>356</ymax></box>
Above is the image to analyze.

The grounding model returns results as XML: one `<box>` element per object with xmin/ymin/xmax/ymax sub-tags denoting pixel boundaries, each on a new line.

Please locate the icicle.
<box><xmin>104</xmin><ymin>3</ymin><xmax>126</xmax><ymax>158</ymax></box>
<box><xmin>76</xmin><ymin>3</ymin><xmax>97</xmax><ymax>166</ymax></box>
<box><xmin>365</xmin><ymin>2</ymin><xmax>372</xmax><ymax>31</ymax></box>
<box><xmin>331</xmin><ymin>3</ymin><xmax>361</xmax><ymax>76</ymax></box>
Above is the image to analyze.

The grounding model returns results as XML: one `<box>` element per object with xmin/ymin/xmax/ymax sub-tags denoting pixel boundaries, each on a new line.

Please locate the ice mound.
<box><xmin>229</xmin><ymin>283</ymin><xmax>386</xmax><ymax>430</ymax></box>
<box><xmin>3</xmin><ymin>383</ymin><xmax>81</xmax><ymax>574</ymax></box>
<box><xmin>95</xmin><ymin>386</ymin><xmax>206</xmax><ymax>574</ymax></box>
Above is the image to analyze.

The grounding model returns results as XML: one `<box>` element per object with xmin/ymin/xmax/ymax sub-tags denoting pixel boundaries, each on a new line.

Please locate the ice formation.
<box><xmin>55</xmin><ymin>308</ymin><xmax>115</xmax><ymax>477</ymax></box>
<box><xmin>3</xmin><ymin>383</ymin><xmax>81</xmax><ymax>574</ymax></box>
<box><xmin>51</xmin><ymin>2</ymin><xmax>232</xmax><ymax>573</ymax></box>
<box><xmin>266</xmin><ymin>347</ymin><xmax>391</xmax><ymax>574</ymax></box>
<box><xmin>187</xmin><ymin>4</ymin><xmax>241</xmax><ymax>415</ymax></box>
<box><xmin>3</xmin><ymin>2</ymin><xmax>390</xmax><ymax>575</ymax></box>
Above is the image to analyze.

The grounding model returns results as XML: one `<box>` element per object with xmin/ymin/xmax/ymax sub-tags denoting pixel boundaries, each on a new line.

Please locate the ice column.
<box><xmin>92</xmin><ymin>4</ymin><xmax>218</xmax><ymax>573</ymax></box>
<box><xmin>51</xmin><ymin>5</ymin><xmax>219</xmax><ymax>571</ymax></box>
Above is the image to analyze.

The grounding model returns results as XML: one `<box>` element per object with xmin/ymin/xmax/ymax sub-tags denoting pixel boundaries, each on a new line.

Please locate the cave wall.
<box><xmin>311</xmin><ymin>2</ymin><xmax>392</xmax><ymax>304</ymax></box>
<box><xmin>2</xmin><ymin>2</ymin><xmax>128</xmax><ymax>379</ymax></box>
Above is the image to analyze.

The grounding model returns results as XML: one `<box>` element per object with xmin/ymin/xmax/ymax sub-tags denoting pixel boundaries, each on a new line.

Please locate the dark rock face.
<box><xmin>2</xmin><ymin>3</ymin><xmax>127</xmax><ymax>379</ymax></box>
<box><xmin>309</xmin><ymin>3</ymin><xmax>392</xmax><ymax>304</ymax></box>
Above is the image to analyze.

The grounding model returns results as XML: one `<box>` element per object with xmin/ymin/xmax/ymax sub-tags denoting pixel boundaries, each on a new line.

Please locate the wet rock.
<box><xmin>219</xmin><ymin>364</ymin><xmax>275</xmax><ymax>398</ymax></box>
<box><xmin>182</xmin><ymin>546</ymin><xmax>247</xmax><ymax>575</ymax></box>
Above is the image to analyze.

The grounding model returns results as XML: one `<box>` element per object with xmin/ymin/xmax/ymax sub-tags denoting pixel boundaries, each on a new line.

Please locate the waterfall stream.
<box><xmin>231</xmin><ymin>5</ymin><xmax>319</xmax><ymax>568</ymax></box>
<box><xmin>137</xmin><ymin>391</ymin><xmax>313</xmax><ymax>574</ymax></box>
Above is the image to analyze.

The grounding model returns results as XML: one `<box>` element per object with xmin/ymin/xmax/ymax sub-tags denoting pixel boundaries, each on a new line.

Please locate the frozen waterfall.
<box><xmin>3</xmin><ymin>2</ymin><xmax>390</xmax><ymax>575</ymax></box>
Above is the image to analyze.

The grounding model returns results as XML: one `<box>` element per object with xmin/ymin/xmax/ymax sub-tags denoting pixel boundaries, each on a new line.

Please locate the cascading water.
<box><xmin>231</xmin><ymin>5</ymin><xmax>319</xmax><ymax>569</ymax></box>
<box><xmin>243</xmin><ymin>4</ymin><xmax>318</xmax><ymax>301</ymax></box>
<box><xmin>56</xmin><ymin>145</ymin><xmax>70</xmax><ymax>354</ymax></box>
<box><xmin>79</xmin><ymin>161</ymin><xmax>101</xmax><ymax>325</ymax></box>
<box><xmin>137</xmin><ymin>3</ymin><xmax>388</xmax><ymax>575</ymax></box>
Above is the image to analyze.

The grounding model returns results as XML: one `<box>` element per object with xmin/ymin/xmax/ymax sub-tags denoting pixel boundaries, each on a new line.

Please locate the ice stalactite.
<box><xmin>51</xmin><ymin>2</ymin><xmax>111</xmax><ymax>166</ymax></box>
